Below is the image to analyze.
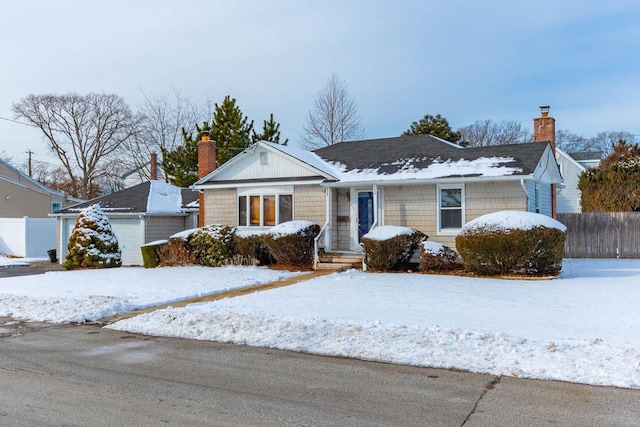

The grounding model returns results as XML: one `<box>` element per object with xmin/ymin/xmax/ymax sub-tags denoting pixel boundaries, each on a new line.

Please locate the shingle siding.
<box><xmin>203</xmin><ymin>188</ymin><xmax>236</xmax><ymax>226</ymax></box>
<box><xmin>293</xmin><ymin>185</ymin><xmax>326</xmax><ymax>225</ymax></box>
<box><xmin>380</xmin><ymin>181</ymin><xmax>527</xmax><ymax>247</ymax></box>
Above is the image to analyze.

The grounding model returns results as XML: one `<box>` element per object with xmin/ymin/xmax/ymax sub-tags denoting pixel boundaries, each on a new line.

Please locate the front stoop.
<box><xmin>316</xmin><ymin>252</ymin><xmax>363</xmax><ymax>271</ymax></box>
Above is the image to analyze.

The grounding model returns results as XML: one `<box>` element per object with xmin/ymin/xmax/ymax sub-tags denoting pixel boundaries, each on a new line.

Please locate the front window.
<box><xmin>51</xmin><ymin>201</ymin><xmax>63</xmax><ymax>213</ymax></box>
<box><xmin>438</xmin><ymin>185</ymin><xmax>464</xmax><ymax>234</ymax></box>
<box><xmin>238</xmin><ymin>194</ymin><xmax>293</xmax><ymax>227</ymax></box>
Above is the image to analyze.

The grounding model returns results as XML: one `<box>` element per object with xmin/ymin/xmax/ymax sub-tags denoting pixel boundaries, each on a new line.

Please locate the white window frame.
<box><xmin>51</xmin><ymin>200</ymin><xmax>63</xmax><ymax>213</ymax></box>
<box><xmin>437</xmin><ymin>184</ymin><xmax>465</xmax><ymax>236</ymax></box>
<box><xmin>237</xmin><ymin>193</ymin><xmax>293</xmax><ymax>228</ymax></box>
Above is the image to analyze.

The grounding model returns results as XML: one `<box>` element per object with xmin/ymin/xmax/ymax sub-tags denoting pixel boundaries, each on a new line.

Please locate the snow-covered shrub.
<box><xmin>263</xmin><ymin>221</ymin><xmax>320</xmax><ymax>269</ymax></box>
<box><xmin>140</xmin><ymin>240</ymin><xmax>166</xmax><ymax>268</ymax></box>
<box><xmin>418</xmin><ymin>241</ymin><xmax>463</xmax><ymax>273</ymax></box>
<box><xmin>233</xmin><ymin>230</ymin><xmax>273</xmax><ymax>265</ymax></box>
<box><xmin>455</xmin><ymin>211</ymin><xmax>566</xmax><ymax>276</ymax></box>
<box><xmin>157</xmin><ymin>238</ymin><xmax>196</xmax><ymax>266</ymax></box>
<box><xmin>361</xmin><ymin>225</ymin><xmax>427</xmax><ymax>272</ymax></box>
<box><xmin>188</xmin><ymin>224</ymin><xmax>236</xmax><ymax>267</ymax></box>
<box><xmin>63</xmin><ymin>204</ymin><xmax>122</xmax><ymax>270</ymax></box>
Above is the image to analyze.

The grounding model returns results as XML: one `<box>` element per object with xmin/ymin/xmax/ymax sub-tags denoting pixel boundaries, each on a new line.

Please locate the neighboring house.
<box><xmin>53</xmin><ymin>180</ymin><xmax>198</xmax><ymax>265</ymax></box>
<box><xmin>0</xmin><ymin>158</ymin><xmax>83</xmax><ymax>217</ymax></box>
<box><xmin>556</xmin><ymin>149</ymin><xmax>602</xmax><ymax>213</ymax></box>
<box><xmin>192</xmin><ymin>134</ymin><xmax>562</xmax><ymax>261</ymax></box>
<box><xmin>120</xmin><ymin>153</ymin><xmax>165</xmax><ymax>189</ymax></box>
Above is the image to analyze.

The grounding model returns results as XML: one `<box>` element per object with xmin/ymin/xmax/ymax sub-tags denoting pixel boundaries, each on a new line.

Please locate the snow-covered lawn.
<box><xmin>1</xmin><ymin>259</ymin><xmax>639</xmax><ymax>389</ymax></box>
<box><xmin>0</xmin><ymin>266</ymin><xmax>300</xmax><ymax>323</ymax></box>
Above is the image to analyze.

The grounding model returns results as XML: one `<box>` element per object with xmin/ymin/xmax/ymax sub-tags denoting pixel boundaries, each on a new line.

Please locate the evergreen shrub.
<box><xmin>418</xmin><ymin>241</ymin><xmax>463</xmax><ymax>273</ymax></box>
<box><xmin>140</xmin><ymin>240</ymin><xmax>166</xmax><ymax>268</ymax></box>
<box><xmin>63</xmin><ymin>204</ymin><xmax>122</xmax><ymax>270</ymax></box>
<box><xmin>361</xmin><ymin>226</ymin><xmax>427</xmax><ymax>272</ymax></box>
<box><xmin>157</xmin><ymin>238</ymin><xmax>196</xmax><ymax>266</ymax></box>
<box><xmin>263</xmin><ymin>221</ymin><xmax>320</xmax><ymax>269</ymax></box>
<box><xmin>456</xmin><ymin>227</ymin><xmax>565</xmax><ymax>276</ymax></box>
<box><xmin>233</xmin><ymin>232</ymin><xmax>273</xmax><ymax>265</ymax></box>
<box><xmin>188</xmin><ymin>224</ymin><xmax>236</xmax><ymax>267</ymax></box>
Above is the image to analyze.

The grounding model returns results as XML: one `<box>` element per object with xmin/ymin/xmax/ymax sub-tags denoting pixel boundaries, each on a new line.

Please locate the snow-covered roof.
<box><xmin>196</xmin><ymin>135</ymin><xmax>560</xmax><ymax>188</ymax></box>
<box><xmin>55</xmin><ymin>181</ymin><xmax>196</xmax><ymax>215</ymax></box>
<box><xmin>146</xmin><ymin>180</ymin><xmax>182</xmax><ymax>213</ymax></box>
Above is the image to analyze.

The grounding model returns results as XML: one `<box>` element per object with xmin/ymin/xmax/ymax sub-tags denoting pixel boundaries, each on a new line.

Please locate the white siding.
<box><xmin>556</xmin><ymin>157</ymin><xmax>584</xmax><ymax>213</ymax></box>
<box><xmin>213</xmin><ymin>148</ymin><xmax>321</xmax><ymax>181</ymax></box>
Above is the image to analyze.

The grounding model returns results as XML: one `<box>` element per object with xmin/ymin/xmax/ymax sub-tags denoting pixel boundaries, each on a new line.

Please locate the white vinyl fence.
<box><xmin>0</xmin><ymin>217</ymin><xmax>56</xmax><ymax>258</ymax></box>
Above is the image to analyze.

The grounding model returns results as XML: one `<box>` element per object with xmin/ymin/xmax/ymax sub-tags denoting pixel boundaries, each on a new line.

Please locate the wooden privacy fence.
<box><xmin>558</xmin><ymin>212</ymin><xmax>640</xmax><ymax>258</ymax></box>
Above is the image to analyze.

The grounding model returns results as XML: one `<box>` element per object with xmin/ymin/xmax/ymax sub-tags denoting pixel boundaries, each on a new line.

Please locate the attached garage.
<box><xmin>54</xmin><ymin>181</ymin><xmax>198</xmax><ymax>266</ymax></box>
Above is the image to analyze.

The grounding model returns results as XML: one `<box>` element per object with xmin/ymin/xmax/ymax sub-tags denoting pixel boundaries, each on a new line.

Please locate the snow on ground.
<box><xmin>0</xmin><ymin>266</ymin><xmax>300</xmax><ymax>323</ymax></box>
<box><xmin>1</xmin><ymin>258</ymin><xmax>640</xmax><ymax>388</ymax></box>
<box><xmin>0</xmin><ymin>256</ymin><xmax>48</xmax><ymax>266</ymax></box>
<box><xmin>109</xmin><ymin>259</ymin><xmax>640</xmax><ymax>389</ymax></box>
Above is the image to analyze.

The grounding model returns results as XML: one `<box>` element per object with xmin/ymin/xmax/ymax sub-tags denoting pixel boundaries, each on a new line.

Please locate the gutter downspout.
<box><xmin>520</xmin><ymin>178</ymin><xmax>529</xmax><ymax>212</ymax></box>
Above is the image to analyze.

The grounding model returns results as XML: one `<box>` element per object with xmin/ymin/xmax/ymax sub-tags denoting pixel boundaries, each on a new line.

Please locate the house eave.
<box><xmin>193</xmin><ymin>177</ymin><xmax>327</xmax><ymax>190</ymax></box>
<box><xmin>320</xmin><ymin>174</ymin><xmax>539</xmax><ymax>188</ymax></box>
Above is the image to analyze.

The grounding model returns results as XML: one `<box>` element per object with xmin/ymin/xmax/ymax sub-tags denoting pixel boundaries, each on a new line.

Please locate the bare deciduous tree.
<box><xmin>458</xmin><ymin>120</ymin><xmax>531</xmax><ymax>147</ymax></box>
<box><xmin>556</xmin><ymin>130</ymin><xmax>636</xmax><ymax>155</ymax></box>
<box><xmin>121</xmin><ymin>89</ymin><xmax>210</xmax><ymax>183</ymax></box>
<box><xmin>12</xmin><ymin>92</ymin><xmax>139</xmax><ymax>199</ymax></box>
<box><xmin>301</xmin><ymin>74</ymin><xmax>364</xmax><ymax>149</ymax></box>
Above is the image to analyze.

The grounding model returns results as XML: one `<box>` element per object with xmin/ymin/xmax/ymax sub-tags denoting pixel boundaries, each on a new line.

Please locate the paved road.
<box><xmin>1</xmin><ymin>321</ymin><xmax>639</xmax><ymax>426</ymax></box>
<box><xmin>0</xmin><ymin>261</ymin><xmax>63</xmax><ymax>278</ymax></box>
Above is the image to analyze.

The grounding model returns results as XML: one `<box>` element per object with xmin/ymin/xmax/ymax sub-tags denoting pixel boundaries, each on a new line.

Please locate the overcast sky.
<box><xmin>1</xmin><ymin>0</ymin><xmax>639</xmax><ymax>168</ymax></box>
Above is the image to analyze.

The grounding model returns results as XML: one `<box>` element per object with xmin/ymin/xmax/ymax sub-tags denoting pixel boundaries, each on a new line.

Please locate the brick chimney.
<box><xmin>533</xmin><ymin>106</ymin><xmax>557</xmax><ymax>218</ymax></box>
<box><xmin>533</xmin><ymin>105</ymin><xmax>556</xmax><ymax>151</ymax></box>
<box><xmin>150</xmin><ymin>152</ymin><xmax>158</xmax><ymax>181</ymax></box>
<box><xmin>197</xmin><ymin>132</ymin><xmax>216</xmax><ymax>227</ymax></box>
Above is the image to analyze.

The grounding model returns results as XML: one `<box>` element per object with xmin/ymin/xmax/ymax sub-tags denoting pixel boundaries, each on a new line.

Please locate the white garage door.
<box><xmin>109</xmin><ymin>219</ymin><xmax>144</xmax><ymax>266</ymax></box>
<box><xmin>61</xmin><ymin>217</ymin><xmax>143</xmax><ymax>266</ymax></box>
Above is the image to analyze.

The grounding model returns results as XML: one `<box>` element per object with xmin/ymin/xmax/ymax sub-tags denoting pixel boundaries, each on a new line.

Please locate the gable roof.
<box><xmin>0</xmin><ymin>158</ymin><xmax>84</xmax><ymax>202</ymax></box>
<box><xmin>566</xmin><ymin>151</ymin><xmax>602</xmax><ymax>162</ymax></box>
<box><xmin>312</xmin><ymin>135</ymin><xmax>549</xmax><ymax>178</ymax></box>
<box><xmin>195</xmin><ymin>135</ymin><xmax>562</xmax><ymax>188</ymax></box>
<box><xmin>55</xmin><ymin>180</ymin><xmax>196</xmax><ymax>215</ymax></box>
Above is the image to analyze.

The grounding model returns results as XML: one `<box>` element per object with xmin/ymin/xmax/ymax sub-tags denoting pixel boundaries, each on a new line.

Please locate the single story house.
<box><xmin>53</xmin><ymin>180</ymin><xmax>198</xmax><ymax>265</ymax></box>
<box><xmin>555</xmin><ymin>149</ymin><xmax>602</xmax><ymax>213</ymax></box>
<box><xmin>193</xmin><ymin>134</ymin><xmax>562</xmax><ymax>265</ymax></box>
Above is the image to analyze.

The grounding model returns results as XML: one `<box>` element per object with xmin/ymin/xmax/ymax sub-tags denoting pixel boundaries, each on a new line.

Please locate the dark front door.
<box><xmin>358</xmin><ymin>191</ymin><xmax>374</xmax><ymax>239</ymax></box>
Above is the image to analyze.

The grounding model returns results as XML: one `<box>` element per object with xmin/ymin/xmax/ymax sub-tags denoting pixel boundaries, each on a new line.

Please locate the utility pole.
<box><xmin>25</xmin><ymin>149</ymin><xmax>34</xmax><ymax>177</ymax></box>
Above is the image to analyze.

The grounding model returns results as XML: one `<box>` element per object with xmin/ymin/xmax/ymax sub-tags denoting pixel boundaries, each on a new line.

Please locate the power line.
<box><xmin>0</xmin><ymin>116</ymin><xmax>38</xmax><ymax>127</ymax></box>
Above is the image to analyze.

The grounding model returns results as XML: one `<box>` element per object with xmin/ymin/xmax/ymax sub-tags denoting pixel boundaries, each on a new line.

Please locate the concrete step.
<box><xmin>318</xmin><ymin>253</ymin><xmax>363</xmax><ymax>264</ymax></box>
<box><xmin>315</xmin><ymin>262</ymin><xmax>359</xmax><ymax>271</ymax></box>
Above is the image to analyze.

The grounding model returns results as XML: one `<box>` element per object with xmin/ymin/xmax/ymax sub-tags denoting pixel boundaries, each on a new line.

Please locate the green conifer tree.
<box><xmin>63</xmin><ymin>204</ymin><xmax>122</xmax><ymax>270</ymax></box>
<box><xmin>210</xmin><ymin>96</ymin><xmax>254</xmax><ymax>166</ymax></box>
<box><xmin>252</xmin><ymin>113</ymin><xmax>288</xmax><ymax>145</ymax></box>
<box><xmin>162</xmin><ymin>123</ymin><xmax>208</xmax><ymax>187</ymax></box>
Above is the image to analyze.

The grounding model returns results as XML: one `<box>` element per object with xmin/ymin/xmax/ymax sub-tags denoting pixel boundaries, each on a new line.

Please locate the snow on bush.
<box><xmin>456</xmin><ymin>210</ymin><xmax>566</xmax><ymax>276</ymax></box>
<box><xmin>361</xmin><ymin>226</ymin><xmax>426</xmax><ymax>272</ymax></box>
<box><xmin>362</xmin><ymin>225</ymin><xmax>413</xmax><ymax>241</ymax></box>
<box><xmin>267</xmin><ymin>220</ymin><xmax>317</xmax><ymax>238</ymax></box>
<box><xmin>63</xmin><ymin>204</ymin><xmax>122</xmax><ymax>270</ymax></box>
<box><xmin>419</xmin><ymin>241</ymin><xmax>463</xmax><ymax>273</ymax></box>
<box><xmin>462</xmin><ymin>210</ymin><xmax>566</xmax><ymax>233</ymax></box>
<box><xmin>188</xmin><ymin>224</ymin><xmax>236</xmax><ymax>267</ymax></box>
<box><xmin>263</xmin><ymin>221</ymin><xmax>320</xmax><ymax>269</ymax></box>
